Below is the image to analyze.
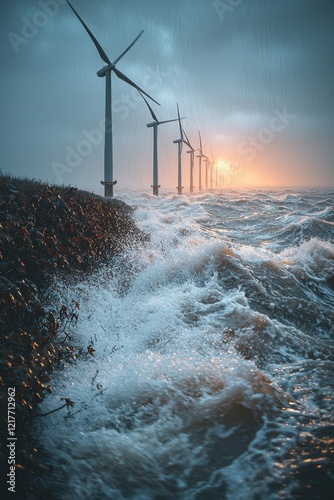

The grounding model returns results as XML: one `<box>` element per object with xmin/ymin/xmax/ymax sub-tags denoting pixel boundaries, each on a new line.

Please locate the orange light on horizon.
<box><xmin>216</xmin><ymin>159</ymin><xmax>231</xmax><ymax>172</ymax></box>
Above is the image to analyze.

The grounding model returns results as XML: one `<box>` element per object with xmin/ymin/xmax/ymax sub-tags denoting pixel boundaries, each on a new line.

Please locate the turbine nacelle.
<box><xmin>97</xmin><ymin>64</ymin><xmax>115</xmax><ymax>77</ymax></box>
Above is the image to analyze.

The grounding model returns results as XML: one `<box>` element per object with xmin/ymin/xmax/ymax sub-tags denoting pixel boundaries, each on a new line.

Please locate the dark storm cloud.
<box><xmin>1</xmin><ymin>0</ymin><xmax>333</xmax><ymax>189</ymax></box>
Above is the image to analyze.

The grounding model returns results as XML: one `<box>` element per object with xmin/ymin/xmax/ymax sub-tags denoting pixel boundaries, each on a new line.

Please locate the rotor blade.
<box><xmin>113</xmin><ymin>30</ymin><xmax>144</xmax><ymax>65</ymax></box>
<box><xmin>183</xmin><ymin>137</ymin><xmax>192</xmax><ymax>149</ymax></box>
<box><xmin>177</xmin><ymin>103</ymin><xmax>183</xmax><ymax>140</ymax></box>
<box><xmin>199</xmin><ymin>130</ymin><xmax>203</xmax><ymax>152</ymax></box>
<box><xmin>158</xmin><ymin>118</ymin><xmax>179</xmax><ymax>125</ymax></box>
<box><xmin>182</xmin><ymin>128</ymin><xmax>193</xmax><ymax>149</ymax></box>
<box><xmin>138</xmin><ymin>91</ymin><xmax>158</xmax><ymax>122</ymax></box>
<box><xmin>113</xmin><ymin>66</ymin><xmax>160</xmax><ymax>105</ymax></box>
<box><xmin>66</xmin><ymin>1</ymin><xmax>112</xmax><ymax>66</ymax></box>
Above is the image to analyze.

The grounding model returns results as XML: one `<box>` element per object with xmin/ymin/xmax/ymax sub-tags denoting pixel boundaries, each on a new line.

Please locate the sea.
<box><xmin>35</xmin><ymin>188</ymin><xmax>334</xmax><ymax>500</ymax></box>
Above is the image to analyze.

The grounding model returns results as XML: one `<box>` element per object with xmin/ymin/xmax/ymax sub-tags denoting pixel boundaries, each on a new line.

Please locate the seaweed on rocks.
<box><xmin>0</xmin><ymin>172</ymin><xmax>146</xmax><ymax>498</ymax></box>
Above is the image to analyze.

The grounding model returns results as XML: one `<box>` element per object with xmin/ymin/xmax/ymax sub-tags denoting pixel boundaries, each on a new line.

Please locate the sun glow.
<box><xmin>213</xmin><ymin>158</ymin><xmax>245</xmax><ymax>188</ymax></box>
<box><xmin>216</xmin><ymin>159</ymin><xmax>231</xmax><ymax>172</ymax></box>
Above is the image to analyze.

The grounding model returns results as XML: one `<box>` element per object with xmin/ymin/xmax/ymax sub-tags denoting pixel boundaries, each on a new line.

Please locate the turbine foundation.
<box><xmin>151</xmin><ymin>184</ymin><xmax>161</xmax><ymax>196</ymax></box>
<box><xmin>101</xmin><ymin>180</ymin><xmax>117</xmax><ymax>197</ymax></box>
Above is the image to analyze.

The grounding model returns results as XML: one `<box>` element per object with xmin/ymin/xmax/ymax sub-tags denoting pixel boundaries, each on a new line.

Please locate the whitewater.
<box><xmin>35</xmin><ymin>188</ymin><xmax>334</xmax><ymax>499</ymax></box>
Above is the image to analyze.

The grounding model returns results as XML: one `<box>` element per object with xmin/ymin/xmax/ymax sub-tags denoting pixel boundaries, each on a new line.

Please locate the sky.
<box><xmin>1</xmin><ymin>0</ymin><xmax>334</xmax><ymax>193</ymax></box>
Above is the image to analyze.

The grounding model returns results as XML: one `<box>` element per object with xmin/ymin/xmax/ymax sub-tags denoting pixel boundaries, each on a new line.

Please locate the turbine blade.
<box><xmin>199</xmin><ymin>130</ymin><xmax>203</xmax><ymax>151</ymax></box>
<box><xmin>177</xmin><ymin>103</ymin><xmax>183</xmax><ymax>140</ymax></box>
<box><xmin>113</xmin><ymin>30</ymin><xmax>144</xmax><ymax>65</ymax></box>
<box><xmin>182</xmin><ymin>128</ymin><xmax>193</xmax><ymax>149</ymax></box>
<box><xmin>138</xmin><ymin>91</ymin><xmax>158</xmax><ymax>122</ymax></box>
<box><xmin>113</xmin><ymin>67</ymin><xmax>160</xmax><ymax>105</ymax></box>
<box><xmin>157</xmin><ymin>118</ymin><xmax>179</xmax><ymax>125</ymax></box>
<box><xmin>66</xmin><ymin>0</ymin><xmax>112</xmax><ymax>65</ymax></box>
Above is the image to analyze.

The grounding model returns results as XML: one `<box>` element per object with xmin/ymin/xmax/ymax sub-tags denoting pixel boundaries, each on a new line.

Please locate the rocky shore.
<box><xmin>0</xmin><ymin>173</ymin><xmax>144</xmax><ymax>498</ymax></box>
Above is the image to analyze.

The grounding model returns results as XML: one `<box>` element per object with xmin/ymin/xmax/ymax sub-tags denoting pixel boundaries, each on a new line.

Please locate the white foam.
<box><xmin>36</xmin><ymin>189</ymin><xmax>333</xmax><ymax>498</ymax></box>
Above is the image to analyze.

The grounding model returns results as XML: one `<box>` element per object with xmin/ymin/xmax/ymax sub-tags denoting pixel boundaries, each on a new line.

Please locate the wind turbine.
<box><xmin>65</xmin><ymin>0</ymin><xmax>159</xmax><ymax>197</ymax></box>
<box><xmin>173</xmin><ymin>103</ymin><xmax>184</xmax><ymax>195</ymax></box>
<box><xmin>196</xmin><ymin>131</ymin><xmax>207</xmax><ymax>191</ymax></box>
<box><xmin>203</xmin><ymin>157</ymin><xmax>209</xmax><ymax>189</ymax></box>
<box><xmin>140</xmin><ymin>93</ymin><xmax>179</xmax><ymax>196</ymax></box>
<box><xmin>182</xmin><ymin>129</ymin><xmax>197</xmax><ymax>193</ymax></box>
<box><xmin>211</xmin><ymin>143</ymin><xmax>218</xmax><ymax>188</ymax></box>
<box><xmin>209</xmin><ymin>158</ymin><xmax>213</xmax><ymax>189</ymax></box>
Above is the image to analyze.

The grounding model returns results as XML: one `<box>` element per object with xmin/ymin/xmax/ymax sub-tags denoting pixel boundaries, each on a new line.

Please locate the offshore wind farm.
<box><xmin>65</xmin><ymin>0</ymin><xmax>234</xmax><ymax>197</ymax></box>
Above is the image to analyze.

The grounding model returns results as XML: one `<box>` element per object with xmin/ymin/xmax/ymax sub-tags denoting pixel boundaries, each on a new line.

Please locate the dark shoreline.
<box><xmin>0</xmin><ymin>172</ymin><xmax>145</xmax><ymax>498</ymax></box>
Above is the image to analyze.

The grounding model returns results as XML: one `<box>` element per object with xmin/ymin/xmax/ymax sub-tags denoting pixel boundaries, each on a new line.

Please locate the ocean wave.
<box><xmin>35</xmin><ymin>189</ymin><xmax>334</xmax><ymax>499</ymax></box>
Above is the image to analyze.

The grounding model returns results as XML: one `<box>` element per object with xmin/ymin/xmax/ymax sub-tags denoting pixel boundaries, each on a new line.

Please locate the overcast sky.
<box><xmin>1</xmin><ymin>0</ymin><xmax>334</xmax><ymax>193</ymax></box>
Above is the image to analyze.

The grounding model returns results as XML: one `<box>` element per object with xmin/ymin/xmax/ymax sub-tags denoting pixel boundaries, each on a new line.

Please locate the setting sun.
<box><xmin>216</xmin><ymin>159</ymin><xmax>231</xmax><ymax>171</ymax></box>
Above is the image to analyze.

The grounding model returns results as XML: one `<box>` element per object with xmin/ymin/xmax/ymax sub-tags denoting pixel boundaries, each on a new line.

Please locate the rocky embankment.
<box><xmin>0</xmin><ymin>173</ymin><xmax>144</xmax><ymax>497</ymax></box>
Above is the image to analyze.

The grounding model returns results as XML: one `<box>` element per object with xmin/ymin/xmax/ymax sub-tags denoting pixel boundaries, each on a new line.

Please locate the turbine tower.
<box><xmin>173</xmin><ymin>103</ymin><xmax>184</xmax><ymax>195</ymax></box>
<box><xmin>65</xmin><ymin>1</ymin><xmax>159</xmax><ymax>197</ymax></box>
<box><xmin>203</xmin><ymin>157</ymin><xmax>209</xmax><ymax>189</ymax></box>
<box><xmin>209</xmin><ymin>159</ymin><xmax>213</xmax><ymax>189</ymax></box>
<box><xmin>140</xmin><ymin>93</ymin><xmax>179</xmax><ymax>196</ymax></box>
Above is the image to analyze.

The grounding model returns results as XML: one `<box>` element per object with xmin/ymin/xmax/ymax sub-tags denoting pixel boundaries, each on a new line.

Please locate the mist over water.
<box><xmin>36</xmin><ymin>188</ymin><xmax>334</xmax><ymax>499</ymax></box>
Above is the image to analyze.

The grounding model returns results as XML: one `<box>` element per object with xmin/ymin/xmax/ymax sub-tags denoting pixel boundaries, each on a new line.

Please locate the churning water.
<box><xmin>36</xmin><ymin>188</ymin><xmax>334</xmax><ymax>499</ymax></box>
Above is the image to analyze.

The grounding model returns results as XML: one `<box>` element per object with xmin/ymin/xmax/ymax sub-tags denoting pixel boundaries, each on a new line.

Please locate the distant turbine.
<box><xmin>203</xmin><ymin>157</ymin><xmax>209</xmax><ymax>189</ymax></box>
<box><xmin>211</xmin><ymin>143</ymin><xmax>218</xmax><ymax>188</ymax></box>
<box><xmin>65</xmin><ymin>0</ymin><xmax>159</xmax><ymax>197</ymax></box>
<box><xmin>196</xmin><ymin>131</ymin><xmax>207</xmax><ymax>191</ymax></box>
<box><xmin>209</xmin><ymin>160</ymin><xmax>213</xmax><ymax>189</ymax></box>
<box><xmin>140</xmin><ymin>93</ymin><xmax>179</xmax><ymax>196</ymax></box>
<box><xmin>173</xmin><ymin>103</ymin><xmax>184</xmax><ymax>195</ymax></box>
<box><xmin>182</xmin><ymin>129</ymin><xmax>198</xmax><ymax>193</ymax></box>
